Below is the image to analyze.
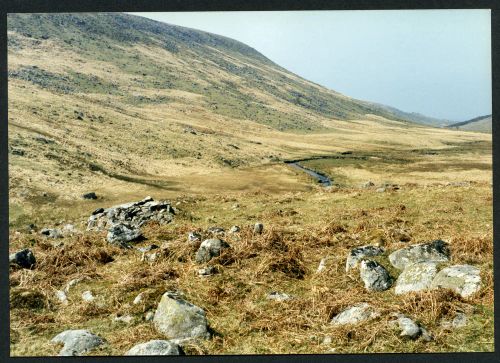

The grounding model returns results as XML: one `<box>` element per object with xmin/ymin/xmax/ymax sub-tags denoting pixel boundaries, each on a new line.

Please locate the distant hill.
<box><xmin>365</xmin><ymin>103</ymin><xmax>453</xmax><ymax>127</ymax></box>
<box><xmin>446</xmin><ymin>114</ymin><xmax>492</xmax><ymax>133</ymax></box>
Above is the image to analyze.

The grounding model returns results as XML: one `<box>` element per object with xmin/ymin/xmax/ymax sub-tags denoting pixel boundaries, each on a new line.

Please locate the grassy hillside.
<box><xmin>8</xmin><ymin>12</ymin><xmax>492</xmax><ymax>356</ymax></box>
<box><xmin>447</xmin><ymin>115</ymin><xmax>492</xmax><ymax>133</ymax></box>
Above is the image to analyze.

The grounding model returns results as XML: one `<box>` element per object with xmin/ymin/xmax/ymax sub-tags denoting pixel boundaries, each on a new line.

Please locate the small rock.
<box><xmin>153</xmin><ymin>292</ymin><xmax>210</xmax><ymax>340</ymax></box>
<box><xmin>114</xmin><ymin>314</ymin><xmax>134</xmax><ymax>324</ymax></box>
<box><xmin>51</xmin><ymin>329</ymin><xmax>105</xmax><ymax>356</ymax></box>
<box><xmin>420</xmin><ymin>327</ymin><xmax>433</xmax><ymax>342</ymax></box>
<box><xmin>253</xmin><ymin>222</ymin><xmax>264</xmax><ymax>234</ymax></box>
<box><xmin>136</xmin><ymin>244</ymin><xmax>159</xmax><ymax>253</ymax></box>
<box><xmin>133</xmin><ymin>292</ymin><xmax>144</xmax><ymax>305</ymax></box>
<box><xmin>267</xmin><ymin>292</ymin><xmax>293</xmax><ymax>301</ymax></box>
<box><xmin>55</xmin><ymin>290</ymin><xmax>68</xmax><ymax>305</ymax></box>
<box><xmin>430</xmin><ymin>264</ymin><xmax>481</xmax><ymax>298</ymax></box>
<box><xmin>394</xmin><ymin>261</ymin><xmax>438</xmax><ymax>295</ymax></box>
<box><xmin>359</xmin><ymin>260</ymin><xmax>393</xmax><ymax>291</ymax></box>
<box><xmin>389</xmin><ymin>240</ymin><xmax>450</xmax><ymax>270</ymax></box>
<box><xmin>376</xmin><ymin>187</ymin><xmax>386</xmax><ymax>193</ymax></box>
<box><xmin>232</xmin><ymin>203</ymin><xmax>240</xmax><ymax>209</ymax></box>
<box><xmin>145</xmin><ymin>311</ymin><xmax>155</xmax><ymax>321</ymax></box>
<box><xmin>452</xmin><ymin>312</ymin><xmax>468</xmax><ymax>328</ymax></box>
<box><xmin>398</xmin><ymin>315</ymin><xmax>421</xmax><ymax>339</ymax></box>
<box><xmin>322</xmin><ymin>336</ymin><xmax>332</xmax><ymax>345</ymax></box>
<box><xmin>316</xmin><ymin>257</ymin><xmax>327</xmax><ymax>273</ymax></box>
<box><xmin>207</xmin><ymin>226</ymin><xmax>225</xmax><ymax>235</ymax></box>
<box><xmin>198</xmin><ymin>266</ymin><xmax>217</xmax><ymax>276</ymax></box>
<box><xmin>125</xmin><ymin>340</ymin><xmax>182</xmax><ymax>356</ymax></box>
<box><xmin>187</xmin><ymin>232</ymin><xmax>202</xmax><ymax>243</ymax></box>
<box><xmin>346</xmin><ymin>245</ymin><xmax>384</xmax><ymax>272</ymax></box>
<box><xmin>331</xmin><ymin>303</ymin><xmax>380</xmax><ymax>326</ymax></box>
<box><xmin>9</xmin><ymin>248</ymin><xmax>36</xmax><ymax>269</ymax></box>
<box><xmin>195</xmin><ymin>238</ymin><xmax>230</xmax><ymax>264</ymax></box>
<box><xmin>361</xmin><ymin>181</ymin><xmax>375</xmax><ymax>188</ymax></box>
<box><xmin>229</xmin><ymin>225</ymin><xmax>240</xmax><ymax>233</ymax></box>
<box><xmin>82</xmin><ymin>192</ymin><xmax>97</xmax><ymax>200</ymax></box>
<box><xmin>81</xmin><ymin>291</ymin><xmax>95</xmax><ymax>302</ymax></box>
<box><xmin>65</xmin><ymin>277</ymin><xmax>90</xmax><ymax>293</ymax></box>
<box><xmin>40</xmin><ymin>228</ymin><xmax>63</xmax><ymax>239</ymax></box>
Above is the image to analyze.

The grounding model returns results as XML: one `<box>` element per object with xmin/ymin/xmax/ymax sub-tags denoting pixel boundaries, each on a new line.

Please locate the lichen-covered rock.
<box><xmin>389</xmin><ymin>240</ymin><xmax>450</xmax><ymax>270</ymax></box>
<box><xmin>330</xmin><ymin>303</ymin><xmax>380</xmax><ymax>326</ymax></box>
<box><xmin>187</xmin><ymin>232</ymin><xmax>202</xmax><ymax>243</ymax></box>
<box><xmin>153</xmin><ymin>292</ymin><xmax>209</xmax><ymax>340</ymax></box>
<box><xmin>254</xmin><ymin>223</ymin><xmax>264</xmax><ymax>234</ymax></box>
<box><xmin>360</xmin><ymin>260</ymin><xmax>393</xmax><ymax>291</ymax></box>
<box><xmin>87</xmin><ymin>196</ymin><xmax>174</xmax><ymax>232</ymax></box>
<box><xmin>394</xmin><ymin>262</ymin><xmax>438</xmax><ymax>295</ymax></box>
<box><xmin>40</xmin><ymin>228</ymin><xmax>63</xmax><ymax>239</ymax></box>
<box><xmin>430</xmin><ymin>265</ymin><xmax>481</xmax><ymax>298</ymax></box>
<box><xmin>106</xmin><ymin>223</ymin><xmax>142</xmax><ymax>246</ymax></box>
<box><xmin>125</xmin><ymin>340</ymin><xmax>182</xmax><ymax>355</ymax></box>
<box><xmin>51</xmin><ymin>329</ymin><xmax>105</xmax><ymax>356</ymax></box>
<box><xmin>346</xmin><ymin>245</ymin><xmax>384</xmax><ymax>272</ymax></box>
<box><xmin>397</xmin><ymin>315</ymin><xmax>421</xmax><ymax>339</ymax></box>
<box><xmin>9</xmin><ymin>248</ymin><xmax>36</xmax><ymax>269</ymax></box>
<box><xmin>195</xmin><ymin>238</ymin><xmax>230</xmax><ymax>264</ymax></box>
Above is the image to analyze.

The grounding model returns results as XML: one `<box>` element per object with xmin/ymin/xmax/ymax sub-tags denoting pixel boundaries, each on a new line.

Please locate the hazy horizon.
<box><xmin>128</xmin><ymin>10</ymin><xmax>491</xmax><ymax>122</ymax></box>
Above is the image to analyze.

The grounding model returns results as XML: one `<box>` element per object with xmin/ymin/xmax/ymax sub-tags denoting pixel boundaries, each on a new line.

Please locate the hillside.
<box><xmin>7</xmin><ymin>12</ymin><xmax>493</xmax><ymax>356</ymax></box>
<box><xmin>447</xmin><ymin>115</ymin><xmax>492</xmax><ymax>133</ymax></box>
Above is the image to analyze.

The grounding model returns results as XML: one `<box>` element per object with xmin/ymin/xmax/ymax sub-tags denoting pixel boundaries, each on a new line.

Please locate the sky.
<box><xmin>128</xmin><ymin>10</ymin><xmax>491</xmax><ymax>122</ymax></box>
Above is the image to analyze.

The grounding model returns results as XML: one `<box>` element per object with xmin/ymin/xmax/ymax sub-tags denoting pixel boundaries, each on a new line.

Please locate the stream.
<box><xmin>285</xmin><ymin>161</ymin><xmax>332</xmax><ymax>187</ymax></box>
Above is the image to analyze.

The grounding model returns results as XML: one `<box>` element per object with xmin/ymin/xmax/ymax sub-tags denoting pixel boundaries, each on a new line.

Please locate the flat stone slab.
<box><xmin>394</xmin><ymin>261</ymin><xmax>438</xmax><ymax>295</ymax></box>
<box><xmin>51</xmin><ymin>329</ymin><xmax>105</xmax><ymax>356</ymax></box>
<box><xmin>331</xmin><ymin>303</ymin><xmax>380</xmax><ymax>326</ymax></box>
<box><xmin>389</xmin><ymin>240</ymin><xmax>449</xmax><ymax>270</ymax></box>
<box><xmin>430</xmin><ymin>264</ymin><xmax>481</xmax><ymax>298</ymax></box>
<box><xmin>125</xmin><ymin>340</ymin><xmax>182</xmax><ymax>355</ymax></box>
<box><xmin>346</xmin><ymin>245</ymin><xmax>384</xmax><ymax>272</ymax></box>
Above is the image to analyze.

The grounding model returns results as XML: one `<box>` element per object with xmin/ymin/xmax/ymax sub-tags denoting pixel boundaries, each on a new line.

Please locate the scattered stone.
<box><xmin>40</xmin><ymin>228</ymin><xmax>63</xmax><ymax>239</ymax></box>
<box><xmin>136</xmin><ymin>244</ymin><xmax>159</xmax><ymax>253</ymax></box>
<box><xmin>153</xmin><ymin>292</ymin><xmax>210</xmax><ymax>340</ymax></box>
<box><xmin>231</xmin><ymin>203</ymin><xmax>240</xmax><ymax>210</ymax></box>
<box><xmin>125</xmin><ymin>340</ymin><xmax>182</xmax><ymax>356</ymax></box>
<box><xmin>346</xmin><ymin>245</ymin><xmax>384</xmax><ymax>272</ymax></box>
<box><xmin>397</xmin><ymin>315</ymin><xmax>421</xmax><ymax>339</ymax></box>
<box><xmin>142</xmin><ymin>251</ymin><xmax>160</xmax><ymax>263</ymax></box>
<box><xmin>430</xmin><ymin>265</ymin><xmax>481</xmax><ymax>298</ymax></box>
<box><xmin>441</xmin><ymin>312</ymin><xmax>468</xmax><ymax>330</ymax></box>
<box><xmin>316</xmin><ymin>257</ymin><xmax>327</xmax><ymax>273</ymax></box>
<box><xmin>361</xmin><ymin>181</ymin><xmax>375</xmax><ymax>188</ymax></box>
<box><xmin>51</xmin><ymin>329</ymin><xmax>105</xmax><ymax>356</ymax></box>
<box><xmin>394</xmin><ymin>262</ymin><xmax>438</xmax><ymax>295</ymax></box>
<box><xmin>62</xmin><ymin>224</ymin><xmax>78</xmax><ymax>236</ymax></box>
<box><xmin>267</xmin><ymin>292</ymin><xmax>294</xmax><ymax>301</ymax></box>
<box><xmin>82</xmin><ymin>192</ymin><xmax>97</xmax><ymax>200</ymax></box>
<box><xmin>81</xmin><ymin>291</ymin><xmax>95</xmax><ymax>302</ymax></box>
<box><xmin>322</xmin><ymin>336</ymin><xmax>333</xmax><ymax>345</ymax></box>
<box><xmin>106</xmin><ymin>223</ymin><xmax>142</xmax><ymax>246</ymax></box>
<box><xmin>376</xmin><ymin>187</ymin><xmax>386</xmax><ymax>193</ymax></box>
<box><xmin>420</xmin><ymin>327</ymin><xmax>433</xmax><ymax>342</ymax></box>
<box><xmin>55</xmin><ymin>290</ymin><xmax>68</xmax><ymax>305</ymax></box>
<box><xmin>145</xmin><ymin>311</ymin><xmax>155</xmax><ymax>321</ymax></box>
<box><xmin>64</xmin><ymin>277</ymin><xmax>90</xmax><ymax>293</ymax></box>
<box><xmin>195</xmin><ymin>238</ymin><xmax>230</xmax><ymax>264</ymax></box>
<box><xmin>187</xmin><ymin>232</ymin><xmax>202</xmax><ymax>243</ymax></box>
<box><xmin>114</xmin><ymin>314</ymin><xmax>134</xmax><ymax>324</ymax></box>
<box><xmin>359</xmin><ymin>260</ymin><xmax>393</xmax><ymax>291</ymax></box>
<box><xmin>388</xmin><ymin>240</ymin><xmax>450</xmax><ymax>270</ymax></box>
<box><xmin>253</xmin><ymin>222</ymin><xmax>264</xmax><ymax>234</ymax></box>
<box><xmin>133</xmin><ymin>292</ymin><xmax>144</xmax><ymax>305</ymax></box>
<box><xmin>229</xmin><ymin>225</ymin><xmax>240</xmax><ymax>233</ymax></box>
<box><xmin>9</xmin><ymin>248</ymin><xmax>36</xmax><ymax>269</ymax></box>
<box><xmin>207</xmin><ymin>226</ymin><xmax>225</xmax><ymax>235</ymax></box>
<box><xmin>87</xmin><ymin>197</ymin><xmax>174</xmax><ymax>232</ymax></box>
<box><xmin>331</xmin><ymin>303</ymin><xmax>380</xmax><ymax>326</ymax></box>
<box><xmin>198</xmin><ymin>266</ymin><xmax>217</xmax><ymax>276</ymax></box>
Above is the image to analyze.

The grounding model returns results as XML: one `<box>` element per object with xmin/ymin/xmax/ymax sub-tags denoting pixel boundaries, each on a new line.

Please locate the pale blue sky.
<box><xmin>128</xmin><ymin>10</ymin><xmax>491</xmax><ymax>122</ymax></box>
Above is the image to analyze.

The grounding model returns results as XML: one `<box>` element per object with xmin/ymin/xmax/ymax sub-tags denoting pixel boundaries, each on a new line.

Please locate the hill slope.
<box><xmin>447</xmin><ymin>114</ymin><xmax>492</xmax><ymax>133</ymax></box>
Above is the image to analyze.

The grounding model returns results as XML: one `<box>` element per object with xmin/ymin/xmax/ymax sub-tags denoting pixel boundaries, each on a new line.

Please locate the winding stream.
<box><xmin>285</xmin><ymin>161</ymin><xmax>332</xmax><ymax>187</ymax></box>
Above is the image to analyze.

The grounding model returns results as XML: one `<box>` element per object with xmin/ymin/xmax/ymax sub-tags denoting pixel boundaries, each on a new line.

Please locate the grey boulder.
<box><xmin>9</xmin><ymin>248</ymin><xmax>36</xmax><ymax>269</ymax></box>
<box><xmin>346</xmin><ymin>245</ymin><xmax>384</xmax><ymax>272</ymax></box>
<box><xmin>254</xmin><ymin>223</ymin><xmax>264</xmax><ymax>234</ymax></box>
<box><xmin>153</xmin><ymin>292</ymin><xmax>210</xmax><ymax>340</ymax></box>
<box><xmin>51</xmin><ymin>329</ymin><xmax>105</xmax><ymax>356</ymax></box>
<box><xmin>430</xmin><ymin>264</ymin><xmax>481</xmax><ymax>298</ymax></box>
<box><xmin>107</xmin><ymin>223</ymin><xmax>142</xmax><ymax>246</ymax></box>
<box><xmin>394</xmin><ymin>261</ymin><xmax>438</xmax><ymax>295</ymax></box>
<box><xmin>125</xmin><ymin>340</ymin><xmax>182</xmax><ymax>355</ymax></box>
<box><xmin>41</xmin><ymin>228</ymin><xmax>63</xmax><ymax>239</ymax></box>
<box><xmin>331</xmin><ymin>303</ymin><xmax>380</xmax><ymax>326</ymax></box>
<box><xmin>360</xmin><ymin>260</ymin><xmax>393</xmax><ymax>291</ymax></box>
<box><xmin>389</xmin><ymin>240</ymin><xmax>450</xmax><ymax>270</ymax></box>
<box><xmin>195</xmin><ymin>238</ymin><xmax>230</xmax><ymax>264</ymax></box>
